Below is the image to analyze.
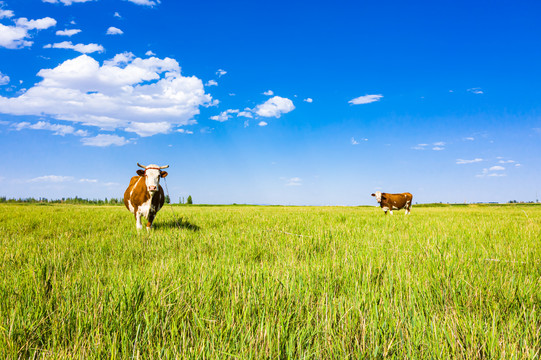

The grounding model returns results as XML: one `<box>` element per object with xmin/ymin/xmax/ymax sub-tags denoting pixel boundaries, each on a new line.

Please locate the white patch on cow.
<box><xmin>389</xmin><ymin>210</ymin><xmax>394</xmax><ymax>215</ymax></box>
<box><xmin>138</xmin><ymin>198</ymin><xmax>152</xmax><ymax>219</ymax></box>
<box><xmin>136</xmin><ymin>212</ymin><xmax>143</xmax><ymax>230</ymax></box>
<box><xmin>127</xmin><ymin>199</ymin><xmax>134</xmax><ymax>213</ymax></box>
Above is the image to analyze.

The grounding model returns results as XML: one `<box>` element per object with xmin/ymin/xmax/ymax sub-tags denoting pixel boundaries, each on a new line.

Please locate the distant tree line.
<box><xmin>0</xmin><ymin>195</ymin><xmax>194</xmax><ymax>205</ymax></box>
<box><xmin>0</xmin><ymin>196</ymin><xmax>124</xmax><ymax>205</ymax></box>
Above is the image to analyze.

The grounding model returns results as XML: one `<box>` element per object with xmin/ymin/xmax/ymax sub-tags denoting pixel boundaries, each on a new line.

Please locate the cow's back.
<box><xmin>385</xmin><ymin>192</ymin><xmax>412</xmax><ymax>209</ymax></box>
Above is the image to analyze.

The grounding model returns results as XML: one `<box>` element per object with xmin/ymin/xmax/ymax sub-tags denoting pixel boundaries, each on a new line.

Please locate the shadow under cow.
<box><xmin>153</xmin><ymin>217</ymin><xmax>201</xmax><ymax>231</ymax></box>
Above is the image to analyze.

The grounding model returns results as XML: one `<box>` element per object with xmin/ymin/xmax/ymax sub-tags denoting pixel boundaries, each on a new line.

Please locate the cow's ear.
<box><xmin>371</xmin><ymin>193</ymin><xmax>375</xmax><ymax>197</ymax></box>
<box><xmin>381</xmin><ymin>194</ymin><xmax>387</xmax><ymax>200</ymax></box>
<box><xmin>137</xmin><ymin>170</ymin><xmax>145</xmax><ymax>176</ymax></box>
<box><xmin>160</xmin><ymin>171</ymin><xmax>168</xmax><ymax>178</ymax></box>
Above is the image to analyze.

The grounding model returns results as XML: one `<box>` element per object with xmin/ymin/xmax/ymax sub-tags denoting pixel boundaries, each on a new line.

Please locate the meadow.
<box><xmin>1</xmin><ymin>203</ymin><xmax>540</xmax><ymax>358</ymax></box>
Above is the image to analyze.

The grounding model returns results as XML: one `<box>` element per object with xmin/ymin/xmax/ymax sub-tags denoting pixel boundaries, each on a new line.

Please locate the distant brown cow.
<box><xmin>371</xmin><ymin>191</ymin><xmax>412</xmax><ymax>215</ymax></box>
<box><xmin>124</xmin><ymin>163</ymin><xmax>169</xmax><ymax>230</ymax></box>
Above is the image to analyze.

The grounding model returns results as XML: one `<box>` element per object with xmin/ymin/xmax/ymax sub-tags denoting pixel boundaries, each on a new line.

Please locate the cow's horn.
<box><xmin>159</xmin><ymin>165</ymin><xmax>169</xmax><ymax>169</ymax></box>
<box><xmin>137</xmin><ymin>163</ymin><xmax>147</xmax><ymax>169</ymax></box>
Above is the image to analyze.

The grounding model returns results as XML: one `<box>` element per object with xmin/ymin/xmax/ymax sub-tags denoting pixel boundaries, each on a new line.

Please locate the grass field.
<box><xmin>1</xmin><ymin>203</ymin><xmax>540</xmax><ymax>358</ymax></box>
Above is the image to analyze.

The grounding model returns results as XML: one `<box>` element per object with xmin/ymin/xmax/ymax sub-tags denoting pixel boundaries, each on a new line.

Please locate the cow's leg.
<box><xmin>146</xmin><ymin>212</ymin><xmax>156</xmax><ymax>231</ymax></box>
<box><xmin>135</xmin><ymin>212</ymin><xmax>143</xmax><ymax>230</ymax></box>
<box><xmin>390</xmin><ymin>210</ymin><xmax>394</xmax><ymax>215</ymax></box>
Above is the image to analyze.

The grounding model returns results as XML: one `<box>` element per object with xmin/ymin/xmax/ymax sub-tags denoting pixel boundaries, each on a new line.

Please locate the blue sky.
<box><xmin>1</xmin><ymin>0</ymin><xmax>540</xmax><ymax>205</ymax></box>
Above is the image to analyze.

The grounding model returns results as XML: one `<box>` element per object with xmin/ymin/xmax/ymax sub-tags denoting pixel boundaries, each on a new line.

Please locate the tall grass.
<box><xmin>1</xmin><ymin>204</ymin><xmax>540</xmax><ymax>358</ymax></box>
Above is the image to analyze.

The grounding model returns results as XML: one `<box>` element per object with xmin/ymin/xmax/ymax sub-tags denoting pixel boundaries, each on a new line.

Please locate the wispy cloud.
<box><xmin>456</xmin><ymin>158</ymin><xmax>483</xmax><ymax>164</ymax></box>
<box><xmin>81</xmin><ymin>134</ymin><xmax>129</xmax><ymax>147</ymax></box>
<box><xmin>303</xmin><ymin>98</ymin><xmax>313</xmax><ymax>103</ymax></box>
<box><xmin>210</xmin><ymin>109</ymin><xmax>239</xmax><ymax>122</ymax></box>
<box><xmin>56</xmin><ymin>29</ymin><xmax>81</xmax><ymax>36</ymax></box>
<box><xmin>44</xmin><ymin>41</ymin><xmax>104</xmax><ymax>53</ymax></box>
<box><xmin>285</xmin><ymin>177</ymin><xmax>302</xmax><ymax>186</ymax></box>
<box><xmin>13</xmin><ymin>121</ymin><xmax>88</xmax><ymax>136</ymax></box>
<box><xmin>348</xmin><ymin>94</ymin><xmax>383</xmax><ymax>105</ymax></box>
<box><xmin>263</xmin><ymin>90</ymin><xmax>274</xmax><ymax>96</ymax></box>
<box><xmin>205</xmin><ymin>80</ymin><xmax>218</xmax><ymax>86</ymax></box>
<box><xmin>216</xmin><ymin>69</ymin><xmax>227</xmax><ymax>77</ymax></box>
<box><xmin>125</xmin><ymin>0</ymin><xmax>161</xmax><ymax>6</ymax></box>
<box><xmin>467</xmin><ymin>87</ymin><xmax>484</xmax><ymax>95</ymax></box>
<box><xmin>42</xmin><ymin>0</ymin><xmax>95</xmax><ymax>5</ymax></box>
<box><xmin>28</xmin><ymin>175</ymin><xmax>74</xmax><ymax>183</ymax></box>
<box><xmin>351</xmin><ymin>137</ymin><xmax>367</xmax><ymax>145</ymax></box>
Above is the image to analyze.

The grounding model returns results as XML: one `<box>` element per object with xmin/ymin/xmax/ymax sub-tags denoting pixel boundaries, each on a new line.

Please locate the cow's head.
<box><xmin>136</xmin><ymin>163</ymin><xmax>169</xmax><ymax>195</ymax></box>
<box><xmin>371</xmin><ymin>191</ymin><xmax>383</xmax><ymax>203</ymax></box>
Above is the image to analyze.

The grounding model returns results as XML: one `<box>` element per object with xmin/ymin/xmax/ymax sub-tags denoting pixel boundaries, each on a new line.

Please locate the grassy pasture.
<box><xmin>1</xmin><ymin>203</ymin><xmax>540</xmax><ymax>358</ymax></box>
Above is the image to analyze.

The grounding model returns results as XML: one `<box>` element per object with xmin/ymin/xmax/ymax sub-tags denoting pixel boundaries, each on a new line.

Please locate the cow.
<box><xmin>124</xmin><ymin>163</ymin><xmax>169</xmax><ymax>230</ymax></box>
<box><xmin>371</xmin><ymin>191</ymin><xmax>413</xmax><ymax>215</ymax></box>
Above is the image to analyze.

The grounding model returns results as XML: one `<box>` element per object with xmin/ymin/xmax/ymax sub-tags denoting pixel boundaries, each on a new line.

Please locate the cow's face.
<box><xmin>137</xmin><ymin>165</ymin><xmax>168</xmax><ymax>195</ymax></box>
<box><xmin>371</xmin><ymin>191</ymin><xmax>382</xmax><ymax>203</ymax></box>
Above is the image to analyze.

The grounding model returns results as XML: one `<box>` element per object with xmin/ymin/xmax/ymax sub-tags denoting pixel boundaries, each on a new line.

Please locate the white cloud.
<box><xmin>79</xmin><ymin>178</ymin><xmax>97</xmax><ymax>183</ymax></box>
<box><xmin>0</xmin><ymin>16</ymin><xmax>56</xmax><ymax>49</ymax></box>
<box><xmin>42</xmin><ymin>0</ymin><xmax>95</xmax><ymax>4</ymax></box>
<box><xmin>0</xmin><ymin>72</ymin><xmax>9</xmax><ymax>85</ymax></box>
<box><xmin>145</xmin><ymin>50</ymin><xmax>155</xmax><ymax>56</ymax></box>
<box><xmin>464</xmin><ymin>137</ymin><xmax>475</xmax><ymax>141</ymax></box>
<box><xmin>13</xmin><ymin>120</ymin><xmax>88</xmax><ymax>136</ymax></box>
<box><xmin>263</xmin><ymin>90</ymin><xmax>274</xmax><ymax>96</ymax></box>
<box><xmin>81</xmin><ymin>134</ymin><xmax>129</xmax><ymax>147</ymax></box>
<box><xmin>258</xmin><ymin>121</ymin><xmax>267</xmax><ymax>127</ymax></box>
<box><xmin>56</xmin><ymin>28</ymin><xmax>81</xmax><ymax>36</ymax></box>
<box><xmin>498</xmin><ymin>160</ymin><xmax>515</xmax><ymax>164</ymax></box>
<box><xmin>412</xmin><ymin>144</ymin><xmax>428</xmax><ymax>150</ymax></box>
<box><xmin>0</xmin><ymin>53</ymin><xmax>213</xmax><ymax>136</ymax></box>
<box><xmin>0</xmin><ymin>10</ymin><xmax>14</xmax><ymax>19</ymax></box>
<box><xmin>304</xmin><ymin>98</ymin><xmax>313</xmax><ymax>103</ymax></box>
<box><xmin>28</xmin><ymin>175</ymin><xmax>74</xmax><ymax>183</ymax></box>
<box><xmin>285</xmin><ymin>177</ymin><xmax>302</xmax><ymax>186</ymax></box>
<box><xmin>44</xmin><ymin>41</ymin><xmax>104</xmax><ymax>53</ymax></box>
<box><xmin>16</xmin><ymin>17</ymin><xmax>57</xmax><ymax>30</ymax></box>
<box><xmin>237</xmin><ymin>111</ymin><xmax>253</xmax><ymax>118</ymax></box>
<box><xmin>467</xmin><ymin>87</ymin><xmax>484</xmax><ymax>95</ymax></box>
<box><xmin>433</xmin><ymin>141</ymin><xmax>445</xmax><ymax>146</ymax></box>
<box><xmin>255</xmin><ymin>96</ymin><xmax>295</xmax><ymax>118</ymax></box>
<box><xmin>348</xmin><ymin>94</ymin><xmax>383</xmax><ymax>105</ymax></box>
<box><xmin>216</xmin><ymin>69</ymin><xmax>227</xmax><ymax>77</ymax></box>
<box><xmin>432</xmin><ymin>146</ymin><xmax>445</xmax><ymax>151</ymax></box>
<box><xmin>489</xmin><ymin>166</ymin><xmax>505</xmax><ymax>171</ymax></box>
<box><xmin>205</xmin><ymin>80</ymin><xmax>218</xmax><ymax>86</ymax></box>
<box><xmin>106</xmin><ymin>26</ymin><xmax>123</xmax><ymax>35</ymax></box>
<box><xmin>456</xmin><ymin>158</ymin><xmax>483</xmax><ymax>164</ymax></box>
<box><xmin>210</xmin><ymin>109</ymin><xmax>239</xmax><ymax>122</ymax></box>
<box><xmin>114</xmin><ymin>12</ymin><xmax>122</xmax><ymax>18</ymax></box>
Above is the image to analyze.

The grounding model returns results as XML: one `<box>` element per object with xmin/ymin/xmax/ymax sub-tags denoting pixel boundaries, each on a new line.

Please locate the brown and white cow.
<box><xmin>124</xmin><ymin>163</ymin><xmax>169</xmax><ymax>230</ymax></box>
<box><xmin>371</xmin><ymin>191</ymin><xmax>413</xmax><ymax>215</ymax></box>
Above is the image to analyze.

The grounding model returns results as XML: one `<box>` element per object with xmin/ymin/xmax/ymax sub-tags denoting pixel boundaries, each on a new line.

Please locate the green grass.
<box><xmin>1</xmin><ymin>204</ymin><xmax>540</xmax><ymax>358</ymax></box>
